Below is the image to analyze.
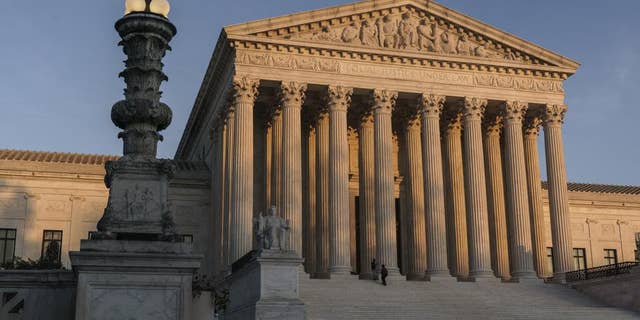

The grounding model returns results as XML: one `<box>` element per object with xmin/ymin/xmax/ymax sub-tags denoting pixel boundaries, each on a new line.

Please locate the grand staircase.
<box><xmin>299</xmin><ymin>274</ymin><xmax>640</xmax><ymax>319</ymax></box>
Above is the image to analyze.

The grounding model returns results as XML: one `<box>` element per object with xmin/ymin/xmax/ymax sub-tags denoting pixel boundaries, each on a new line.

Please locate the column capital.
<box><xmin>503</xmin><ymin>100</ymin><xmax>528</xmax><ymax>124</ymax></box>
<box><xmin>359</xmin><ymin>111</ymin><xmax>374</xmax><ymax>129</ymax></box>
<box><xmin>442</xmin><ymin>107</ymin><xmax>464</xmax><ymax>133</ymax></box>
<box><xmin>483</xmin><ymin>113</ymin><xmax>503</xmax><ymax>136</ymax></box>
<box><xmin>406</xmin><ymin>114</ymin><xmax>421</xmax><ymax>131</ymax></box>
<box><xmin>372</xmin><ymin>89</ymin><xmax>398</xmax><ymax>114</ymax></box>
<box><xmin>543</xmin><ymin>104</ymin><xmax>568</xmax><ymax>126</ymax></box>
<box><xmin>279</xmin><ymin>81</ymin><xmax>307</xmax><ymax>108</ymax></box>
<box><xmin>523</xmin><ymin>115</ymin><xmax>543</xmax><ymax>137</ymax></box>
<box><xmin>232</xmin><ymin>76</ymin><xmax>259</xmax><ymax>104</ymax></box>
<box><xmin>462</xmin><ymin>97</ymin><xmax>488</xmax><ymax>121</ymax></box>
<box><xmin>327</xmin><ymin>85</ymin><xmax>353</xmax><ymax>112</ymax></box>
<box><xmin>419</xmin><ymin>93</ymin><xmax>445</xmax><ymax>118</ymax></box>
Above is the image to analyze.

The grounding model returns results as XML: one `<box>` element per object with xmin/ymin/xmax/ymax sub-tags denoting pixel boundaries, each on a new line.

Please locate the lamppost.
<box><xmin>95</xmin><ymin>0</ymin><xmax>179</xmax><ymax>240</ymax></box>
<box><xmin>71</xmin><ymin>3</ymin><xmax>202</xmax><ymax>318</ymax></box>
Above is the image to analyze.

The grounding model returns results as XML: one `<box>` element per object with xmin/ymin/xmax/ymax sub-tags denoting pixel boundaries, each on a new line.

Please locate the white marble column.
<box><xmin>462</xmin><ymin>97</ymin><xmax>494</xmax><ymax>279</ymax></box>
<box><xmin>373</xmin><ymin>89</ymin><xmax>400</xmax><ymax>275</ymax></box>
<box><xmin>404</xmin><ymin>114</ymin><xmax>427</xmax><ymax>281</ymax></box>
<box><xmin>270</xmin><ymin>108</ymin><xmax>282</xmax><ymax>210</ymax></box>
<box><xmin>315</xmin><ymin>110</ymin><xmax>330</xmax><ymax>278</ymax></box>
<box><xmin>442</xmin><ymin>108</ymin><xmax>469</xmax><ymax>278</ymax></box>
<box><xmin>543</xmin><ymin>104</ymin><xmax>574</xmax><ymax>279</ymax></box>
<box><xmin>419</xmin><ymin>94</ymin><xmax>451</xmax><ymax>278</ymax></box>
<box><xmin>502</xmin><ymin>101</ymin><xmax>536</xmax><ymax>279</ymax></box>
<box><xmin>222</xmin><ymin>106</ymin><xmax>235</xmax><ymax>268</ymax></box>
<box><xmin>304</xmin><ymin>127</ymin><xmax>317</xmax><ymax>274</ymax></box>
<box><xmin>483</xmin><ymin>114</ymin><xmax>510</xmax><ymax>280</ymax></box>
<box><xmin>211</xmin><ymin>116</ymin><xmax>225</xmax><ymax>274</ymax></box>
<box><xmin>358</xmin><ymin>112</ymin><xmax>376</xmax><ymax>280</ymax></box>
<box><xmin>279</xmin><ymin>81</ymin><xmax>307</xmax><ymax>257</ymax></box>
<box><xmin>524</xmin><ymin>115</ymin><xmax>547</xmax><ymax>278</ymax></box>
<box><xmin>229</xmin><ymin>77</ymin><xmax>259</xmax><ymax>263</ymax></box>
<box><xmin>327</xmin><ymin>86</ymin><xmax>353</xmax><ymax>274</ymax></box>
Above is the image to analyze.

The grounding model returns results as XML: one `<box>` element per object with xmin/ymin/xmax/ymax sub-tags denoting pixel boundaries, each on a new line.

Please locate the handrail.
<box><xmin>565</xmin><ymin>261</ymin><xmax>639</xmax><ymax>282</ymax></box>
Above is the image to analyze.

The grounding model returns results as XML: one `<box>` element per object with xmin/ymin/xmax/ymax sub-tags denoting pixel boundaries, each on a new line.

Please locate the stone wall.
<box><xmin>0</xmin><ymin>270</ymin><xmax>76</xmax><ymax>319</ymax></box>
<box><xmin>571</xmin><ymin>267</ymin><xmax>640</xmax><ymax>312</ymax></box>
<box><xmin>0</xmin><ymin>153</ymin><xmax>212</xmax><ymax>274</ymax></box>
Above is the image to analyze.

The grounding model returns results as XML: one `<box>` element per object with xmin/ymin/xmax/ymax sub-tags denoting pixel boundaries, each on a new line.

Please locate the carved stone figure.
<box><xmin>416</xmin><ymin>19</ymin><xmax>437</xmax><ymax>52</ymax></box>
<box><xmin>359</xmin><ymin>20</ymin><xmax>378</xmax><ymax>47</ymax></box>
<box><xmin>256</xmin><ymin>206</ymin><xmax>291</xmax><ymax>251</ymax></box>
<box><xmin>398</xmin><ymin>12</ymin><xmax>418</xmax><ymax>49</ymax></box>
<box><xmin>341</xmin><ymin>22</ymin><xmax>359</xmax><ymax>43</ymax></box>
<box><xmin>474</xmin><ymin>42</ymin><xmax>489</xmax><ymax>58</ymax></box>
<box><xmin>312</xmin><ymin>26</ymin><xmax>338</xmax><ymax>41</ymax></box>
<box><xmin>378</xmin><ymin>14</ymin><xmax>398</xmax><ymax>48</ymax></box>
<box><xmin>440</xmin><ymin>26</ymin><xmax>458</xmax><ymax>54</ymax></box>
<box><xmin>456</xmin><ymin>34</ymin><xmax>472</xmax><ymax>56</ymax></box>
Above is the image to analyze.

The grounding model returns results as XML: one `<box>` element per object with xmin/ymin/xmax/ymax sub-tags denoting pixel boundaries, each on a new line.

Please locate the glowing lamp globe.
<box><xmin>124</xmin><ymin>0</ymin><xmax>170</xmax><ymax>18</ymax></box>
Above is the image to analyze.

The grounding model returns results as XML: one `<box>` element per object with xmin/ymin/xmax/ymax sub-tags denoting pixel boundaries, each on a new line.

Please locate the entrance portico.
<box><xmin>176</xmin><ymin>0</ymin><xmax>580</xmax><ymax>282</ymax></box>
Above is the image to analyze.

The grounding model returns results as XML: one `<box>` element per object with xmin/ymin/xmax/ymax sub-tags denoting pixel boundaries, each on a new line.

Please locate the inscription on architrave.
<box><xmin>237</xmin><ymin>51</ymin><xmax>564</xmax><ymax>94</ymax></box>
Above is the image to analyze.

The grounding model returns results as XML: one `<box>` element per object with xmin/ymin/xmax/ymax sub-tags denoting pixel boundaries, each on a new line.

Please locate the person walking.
<box><xmin>371</xmin><ymin>258</ymin><xmax>378</xmax><ymax>280</ymax></box>
<box><xmin>381</xmin><ymin>264</ymin><xmax>389</xmax><ymax>286</ymax></box>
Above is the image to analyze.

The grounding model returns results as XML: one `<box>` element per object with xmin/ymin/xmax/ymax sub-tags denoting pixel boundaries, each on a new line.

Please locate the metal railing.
<box><xmin>565</xmin><ymin>261</ymin><xmax>639</xmax><ymax>282</ymax></box>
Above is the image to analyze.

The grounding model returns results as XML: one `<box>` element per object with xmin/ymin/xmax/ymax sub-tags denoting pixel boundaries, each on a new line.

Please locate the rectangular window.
<box><xmin>635</xmin><ymin>249</ymin><xmax>639</xmax><ymax>262</ymax></box>
<box><xmin>604</xmin><ymin>249</ymin><xmax>618</xmax><ymax>265</ymax></box>
<box><xmin>181</xmin><ymin>235</ymin><xmax>193</xmax><ymax>244</ymax></box>
<box><xmin>545</xmin><ymin>247</ymin><xmax>554</xmax><ymax>275</ymax></box>
<box><xmin>573</xmin><ymin>248</ymin><xmax>587</xmax><ymax>270</ymax></box>
<box><xmin>41</xmin><ymin>230</ymin><xmax>62</xmax><ymax>264</ymax></box>
<box><xmin>0</xmin><ymin>229</ymin><xmax>17</xmax><ymax>265</ymax></box>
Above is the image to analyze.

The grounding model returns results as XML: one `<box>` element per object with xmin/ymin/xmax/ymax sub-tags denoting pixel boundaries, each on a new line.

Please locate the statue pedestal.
<box><xmin>226</xmin><ymin>249</ymin><xmax>306</xmax><ymax>320</ymax></box>
<box><xmin>70</xmin><ymin>240</ymin><xmax>202</xmax><ymax>320</ymax></box>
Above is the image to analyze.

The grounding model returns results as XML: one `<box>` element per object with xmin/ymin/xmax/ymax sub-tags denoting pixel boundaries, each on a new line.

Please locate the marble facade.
<box><xmin>1</xmin><ymin>0</ymin><xmax>640</xmax><ymax>285</ymax></box>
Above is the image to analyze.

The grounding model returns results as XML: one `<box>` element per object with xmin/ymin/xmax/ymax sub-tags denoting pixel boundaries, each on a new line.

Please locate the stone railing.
<box><xmin>565</xmin><ymin>262</ymin><xmax>639</xmax><ymax>282</ymax></box>
<box><xmin>0</xmin><ymin>270</ymin><xmax>76</xmax><ymax>320</ymax></box>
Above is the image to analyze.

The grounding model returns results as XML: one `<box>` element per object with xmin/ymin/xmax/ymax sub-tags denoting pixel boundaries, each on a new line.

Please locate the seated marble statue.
<box><xmin>254</xmin><ymin>206</ymin><xmax>291</xmax><ymax>251</ymax></box>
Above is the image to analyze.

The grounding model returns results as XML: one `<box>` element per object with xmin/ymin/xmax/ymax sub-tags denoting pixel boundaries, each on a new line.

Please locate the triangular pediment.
<box><xmin>224</xmin><ymin>0</ymin><xmax>579</xmax><ymax>71</ymax></box>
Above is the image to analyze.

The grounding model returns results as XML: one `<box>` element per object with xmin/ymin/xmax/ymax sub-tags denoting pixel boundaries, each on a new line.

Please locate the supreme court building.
<box><xmin>175</xmin><ymin>0</ymin><xmax>597</xmax><ymax>282</ymax></box>
<box><xmin>2</xmin><ymin>0</ymin><xmax>640</xmax><ymax>284</ymax></box>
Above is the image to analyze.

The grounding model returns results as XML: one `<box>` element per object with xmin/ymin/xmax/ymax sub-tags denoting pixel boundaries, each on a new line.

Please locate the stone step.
<box><xmin>298</xmin><ymin>274</ymin><xmax>640</xmax><ymax>320</ymax></box>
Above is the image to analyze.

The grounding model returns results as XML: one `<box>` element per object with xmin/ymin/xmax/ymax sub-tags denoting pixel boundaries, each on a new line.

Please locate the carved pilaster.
<box><xmin>418</xmin><ymin>93</ymin><xmax>450</xmax><ymax>278</ymax></box>
<box><xmin>461</xmin><ymin>97</ymin><xmax>493</xmax><ymax>278</ymax></box>
<box><xmin>358</xmin><ymin>112</ymin><xmax>376</xmax><ymax>279</ymax></box>
<box><xmin>502</xmin><ymin>101</ymin><xmax>536</xmax><ymax>279</ymax></box>
<box><xmin>483</xmin><ymin>113</ymin><xmax>510</xmax><ymax>280</ymax></box>
<box><xmin>542</xmin><ymin>104</ymin><xmax>573</xmax><ymax>279</ymax></box>
<box><xmin>229</xmin><ymin>77</ymin><xmax>259</xmax><ymax>262</ymax></box>
<box><xmin>523</xmin><ymin>114</ymin><xmax>546</xmax><ymax>277</ymax></box>
<box><xmin>441</xmin><ymin>106</ymin><xmax>468</xmax><ymax>278</ymax></box>
<box><xmin>326</xmin><ymin>85</ymin><xmax>353</xmax><ymax>274</ymax></box>
<box><xmin>372</xmin><ymin>89</ymin><xmax>400</xmax><ymax>275</ymax></box>
<box><xmin>279</xmin><ymin>81</ymin><xmax>307</xmax><ymax>257</ymax></box>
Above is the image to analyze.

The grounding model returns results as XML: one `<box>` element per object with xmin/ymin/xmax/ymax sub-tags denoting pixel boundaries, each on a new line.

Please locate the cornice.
<box><xmin>175</xmin><ymin>30</ymin><xmax>234</xmax><ymax>160</ymax></box>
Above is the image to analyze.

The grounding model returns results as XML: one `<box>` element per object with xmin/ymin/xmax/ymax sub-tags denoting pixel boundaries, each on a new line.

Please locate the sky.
<box><xmin>0</xmin><ymin>0</ymin><xmax>639</xmax><ymax>185</ymax></box>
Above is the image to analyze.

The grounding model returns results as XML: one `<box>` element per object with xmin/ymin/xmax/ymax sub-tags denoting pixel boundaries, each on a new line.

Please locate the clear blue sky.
<box><xmin>1</xmin><ymin>0</ymin><xmax>639</xmax><ymax>185</ymax></box>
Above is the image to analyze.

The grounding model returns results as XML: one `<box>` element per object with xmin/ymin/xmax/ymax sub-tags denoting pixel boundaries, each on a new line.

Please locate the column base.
<box><xmin>311</xmin><ymin>272</ymin><xmax>331</xmax><ymax>280</ymax></box>
<box><xmin>468</xmin><ymin>270</ymin><xmax>501</xmax><ymax>283</ymax></box>
<box><xmin>406</xmin><ymin>273</ymin><xmax>427</xmax><ymax>281</ymax></box>
<box><xmin>359</xmin><ymin>272</ymin><xmax>375</xmax><ymax>280</ymax></box>
<box><xmin>329</xmin><ymin>266</ymin><xmax>353</xmax><ymax>275</ymax></box>
<box><xmin>425</xmin><ymin>272</ymin><xmax>456</xmax><ymax>282</ymax></box>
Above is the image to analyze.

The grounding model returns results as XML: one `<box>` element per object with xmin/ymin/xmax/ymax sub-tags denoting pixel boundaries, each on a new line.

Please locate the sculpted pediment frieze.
<box><xmin>278</xmin><ymin>7</ymin><xmax>535</xmax><ymax>64</ymax></box>
<box><xmin>224</xmin><ymin>1</ymin><xmax>579</xmax><ymax>70</ymax></box>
